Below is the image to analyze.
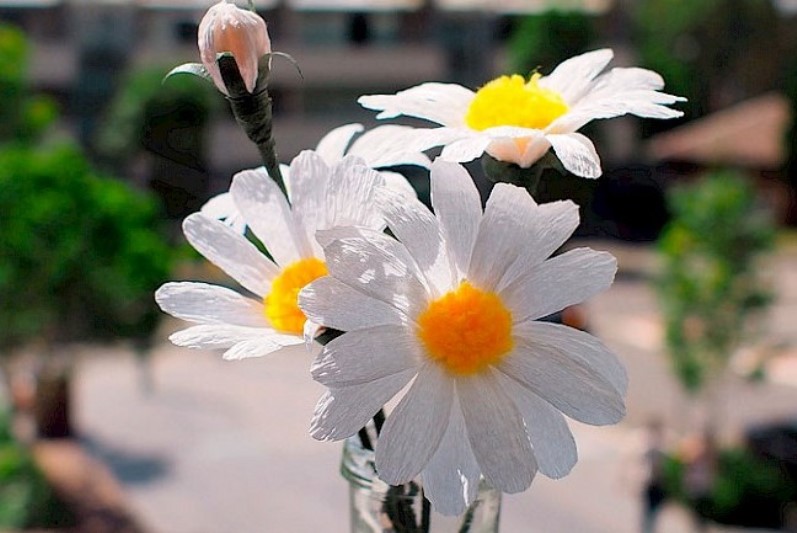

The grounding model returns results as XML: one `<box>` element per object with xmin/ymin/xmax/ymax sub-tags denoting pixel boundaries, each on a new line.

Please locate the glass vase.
<box><xmin>341</xmin><ymin>436</ymin><xmax>501</xmax><ymax>533</ymax></box>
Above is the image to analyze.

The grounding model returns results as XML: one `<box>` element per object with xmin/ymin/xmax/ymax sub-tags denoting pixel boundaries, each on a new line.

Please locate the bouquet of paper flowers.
<box><xmin>156</xmin><ymin>2</ymin><xmax>684</xmax><ymax>530</ymax></box>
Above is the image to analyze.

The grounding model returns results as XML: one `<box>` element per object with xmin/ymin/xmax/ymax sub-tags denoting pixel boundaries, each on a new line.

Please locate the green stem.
<box><xmin>525</xmin><ymin>163</ymin><xmax>545</xmax><ymax>197</ymax></box>
<box><xmin>357</xmin><ymin>427</ymin><xmax>373</xmax><ymax>451</ymax></box>
<box><xmin>481</xmin><ymin>151</ymin><xmax>564</xmax><ymax>199</ymax></box>
<box><xmin>421</xmin><ymin>491</ymin><xmax>432</xmax><ymax>532</ymax></box>
<box><xmin>217</xmin><ymin>54</ymin><xmax>288</xmax><ymax>201</ymax></box>
<box><xmin>458</xmin><ymin>503</ymin><xmax>476</xmax><ymax>532</ymax></box>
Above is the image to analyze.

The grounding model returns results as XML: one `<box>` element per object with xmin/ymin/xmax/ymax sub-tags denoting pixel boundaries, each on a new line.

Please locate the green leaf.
<box><xmin>163</xmin><ymin>62</ymin><xmax>212</xmax><ymax>84</ymax></box>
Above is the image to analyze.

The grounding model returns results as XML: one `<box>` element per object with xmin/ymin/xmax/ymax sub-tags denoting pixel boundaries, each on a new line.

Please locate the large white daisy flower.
<box><xmin>155</xmin><ymin>150</ymin><xmax>386</xmax><ymax>360</ymax></box>
<box><xmin>202</xmin><ymin>123</ymin><xmax>425</xmax><ymax>233</ymax></box>
<box><xmin>299</xmin><ymin>160</ymin><xmax>627</xmax><ymax>515</ymax></box>
<box><xmin>359</xmin><ymin>48</ymin><xmax>685</xmax><ymax>178</ymax></box>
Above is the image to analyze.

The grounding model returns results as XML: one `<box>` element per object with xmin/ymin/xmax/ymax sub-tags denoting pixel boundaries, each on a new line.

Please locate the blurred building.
<box><xmin>647</xmin><ymin>92</ymin><xmax>795</xmax><ymax>223</ymax></box>
<box><xmin>4</xmin><ymin>0</ymin><xmax>796</xmax><ymax>230</ymax></box>
<box><xmin>2</xmin><ymin>0</ymin><xmax>614</xmax><ymax>162</ymax></box>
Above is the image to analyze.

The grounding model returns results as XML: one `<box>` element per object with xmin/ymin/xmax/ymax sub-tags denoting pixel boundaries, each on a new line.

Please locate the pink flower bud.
<box><xmin>198</xmin><ymin>0</ymin><xmax>271</xmax><ymax>95</ymax></box>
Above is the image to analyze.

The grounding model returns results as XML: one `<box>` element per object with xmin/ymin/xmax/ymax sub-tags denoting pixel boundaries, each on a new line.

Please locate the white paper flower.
<box><xmin>299</xmin><ymin>160</ymin><xmax>627</xmax><ymax>515</ymax></box>
<box><xmin>203</xmin><ymin>123</ymin><xmax>425</xmax><ymax>233</ymax></box>
<box><xmin>359</xmin><ymin>49</ymin><xmax>685</xmax><ymax>178</ymax></box>
<box><xmin>155</xmin><ymin>151</ymin><xmax>386</xmax><ymax>360</ymax></box>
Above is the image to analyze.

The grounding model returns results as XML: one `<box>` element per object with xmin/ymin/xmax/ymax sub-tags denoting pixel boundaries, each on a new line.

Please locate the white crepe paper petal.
<box><xmin>231</xmin><ymin>167</ymin><xmax>309</xmax><ymax>266</ymax></box>
<box><xmin>182</xmin><ymin>213</ymin><xmax>278</xmax><ymax>297</ymax></box>
<box><xmin>200</xmin><ymin>192</ymin><xmax>247</xmax><ymax>234</ymax></box>
<box><xmin>222</xmin><ymin>335</ymin><xmax>305</xmax><ymax>361</ymax></box>
<box><xmin>168</xmin><ymin>324</ymin><xmax>271</xmax><ymax>350</ymax></box>
<box><xmin>499</xmin><ymin>374</ymin><xmax>578</xmax><ymax>479</ymax></box>
<box><xmin>430</xmin><ymin>160</ymin><xmax>482</xmax><ymax>281</ymax></box>
<box><xmin>376</xmin><ymin>364</ymin><xmax>453</xmax><ymax>484</ymax></box>
<box><xmin>310</xmin><ymin>369</ymin><xmax>416</xmax><ymax>442</ymax></box>
<box><xmin>376</xmin><ymin>186</ymin><xmax>454</xmax><ymax>296</ymax></box>
<box><xmin>547</xmin><ymin>133</ymin><xmax>602</xmax><ymax>179</ymax></box>
<box><xmin>311</xmin><ymin>325</ymin><xmax>419</xmax><ymax>387</ymax></box>
<box><xmin>421</xmin><ymin>395</ymin><xmax>482</xmax><ymax>516</ymax></box>
<box><xmin>498</xmin><ymin>341</ymin><xmax>626</xmax><ymax>425</ymax></box>
<box><xmin>155</xmin><ymin>282</ymin><xmax>265</xmax><ymax>327</ymax></box>
<box><xmin>459</xmin><ymin>371</ymin><xmax>537</xmax><ymax>493</ymax></box>
<box><xmin>503</xmin><ymin>247</ymin><xmax>617</xmax><ymax>323</ymax></box>
<box><xmin>299</xmin><ymin>276</ymin><xmax>407</xmax><ymax>332</ymax></box>
<box><xmin>323</xmin><ymin>235</ymin><xmax>431</xmax><ymax>318</ymax></box>
<box><xmin>359</xmin><ymin>82</ymin><xmax>474</xmax><ymax>127</ymax></box>
<box><xmin>514</xmin><ymin>321</ymin><xmax>628</xmax><ymax>396</ymax></box>
<box><xmin>315</xmin><ymin>123</ymin><xmax>363</xmax><ymax>162</ymax></box>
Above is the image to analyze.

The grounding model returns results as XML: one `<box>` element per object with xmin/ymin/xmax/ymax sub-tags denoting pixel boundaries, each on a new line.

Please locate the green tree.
<box><xmin>657</xmin><ymin>171</ymin><xmax>775</xmax><ymax>394</ymax></box>
<box><xmin>0</xmin><ymin>144</ymin><xmax>174</xmax><ymax>350</ymax></box>
<box><xmin>0</xmin><ymin>24</ymin><xmax>57</xmax><ymax>144</ymax></box>
<box><xmin>635</xmin><ymin>0</ymin><xmax>781</xmax><ymax>124</ymax></box>
<box><xmin>507</xmin><ymin>10</ymin><xmax>596</xmax><ymax>76</ymax></box>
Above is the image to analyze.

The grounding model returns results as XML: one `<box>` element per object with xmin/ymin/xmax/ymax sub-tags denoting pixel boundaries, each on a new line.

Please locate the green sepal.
<box><xmin>481</xmin><ymin>150</ymin><xmax>566</xmax><ymax>196</ymax></box>
<box><xmin>162</xmin><ymin>62</ymin><xmax>212</xmax><ymax>85</ymax></box>
<box><xmin>253</xmin><ymin>51</ymin><xmax>303</xmax><ymax>92</ymax></box>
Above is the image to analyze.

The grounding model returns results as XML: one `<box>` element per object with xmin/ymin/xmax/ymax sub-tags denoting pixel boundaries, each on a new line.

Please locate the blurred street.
<box><xmin>74</xmin><ymin>240</ymin><xmax>797</xmax><ymax>533</ymax></box>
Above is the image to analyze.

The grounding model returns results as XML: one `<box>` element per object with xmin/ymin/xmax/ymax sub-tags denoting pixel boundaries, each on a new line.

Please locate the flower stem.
<box><xmin>374</xmin><ymin>408</ymin><xmax>385</xmax><ymax>433</ymax></box>
<box><xmin>357</xmin><ymin>427</ymin><xmax>373</xmax><ymax>451</ymax></box>
<box><xmin>217</xmin><ymin>54</ymin><xmax>288</xmax><ymax>201</ymax></box>
<box><xmin>421</xmin><ymin>490</ymin><xmax>432</xmax><ymax>532</ymax></box>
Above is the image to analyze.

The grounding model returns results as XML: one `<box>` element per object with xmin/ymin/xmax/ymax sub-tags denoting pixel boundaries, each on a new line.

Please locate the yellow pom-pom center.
<box><xmin>465</xmin><ymin>73</ymin><xmax>569</xmax><ymax>131</ymax></box>
<box><xmin>264</xmin><ymin>257</ymin><xmax>328</xmax><ymax>334</ymax></box>
<box><xmin>417</xmin><ymin>281</ymin><xmax>514</xmax><ymax>376</ymax></box>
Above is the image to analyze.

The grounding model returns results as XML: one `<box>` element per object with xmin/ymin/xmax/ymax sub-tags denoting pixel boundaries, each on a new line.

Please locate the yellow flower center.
<box><xmin>416</xmin><ymin>281</ymin><xmax>514</xmax><ymax>376</ymax></box>
<box><xmin>465</xmin><ymin>73</ymin><xmax>569</xmax><ymax>131</ymax></box>
<box><xmin>264</xmin><ymin>258</ymin><xmax>328</xmax><ymax>334</ymax></box>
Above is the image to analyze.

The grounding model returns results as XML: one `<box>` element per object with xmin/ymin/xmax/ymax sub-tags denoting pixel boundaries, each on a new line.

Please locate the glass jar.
<box><xmin>341</xmin><ymin>436</ymin><xmax>501</xmax><ymax>533</ymax></box>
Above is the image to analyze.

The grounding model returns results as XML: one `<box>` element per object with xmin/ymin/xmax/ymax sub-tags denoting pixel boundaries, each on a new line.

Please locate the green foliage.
<box><xmin>95</xmin><ymin>66</ymin><xmax>217</xmax><ymax>169</ymax></box>
<box><xmin>635</xmin><ymin>0</ymin><xmax>716</xmax><ymax>111</ymax></box>
<box><xmin>507</xmin><ymin>10</ymin><xmax>596</xmax><ymax>76</ymax></box>
<box><xmin>656</xmin><ymin>171</ymin><xmax>775</xmax><ymax>392</ymax></box>
<box><xmin>0</xmin><ymin>411</ymin><xmax>76</xmax><ymax>529</ymax></box>
<box><xmin>0</xmin><ymin>23</ymin><xmax>58</xmax><ymax>144</ymax></box>
<box><xmin>0</xmin><ymin>143</ymin><xmax>175</xmax><ymax>350</ymax></box>
<box><xmin>664</xmin><ymin>447</ymin><xmax>796</xmax><ymax>528</ymax></box>
<box><xmin>635</xmin><ymin>0</ymin><xmax>780</xmax><ymax>123</ymax></box>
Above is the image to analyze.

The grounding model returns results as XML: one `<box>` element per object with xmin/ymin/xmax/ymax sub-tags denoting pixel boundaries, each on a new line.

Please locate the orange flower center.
<box><xmin>416</xmin><ymin>281</ymin><xmax>514</xmax><ymax>376</ymax></box>
<box><xmin>264</xmin><ymin>258</ymin><xmax>328</xmax><ymax>334</ymax></box>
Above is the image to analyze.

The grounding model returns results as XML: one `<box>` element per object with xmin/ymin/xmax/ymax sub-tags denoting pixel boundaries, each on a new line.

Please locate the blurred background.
<box><xmin>2</xmin><ymin>0</ymin><xmax>797</xmax><ymax>531</ymax></box>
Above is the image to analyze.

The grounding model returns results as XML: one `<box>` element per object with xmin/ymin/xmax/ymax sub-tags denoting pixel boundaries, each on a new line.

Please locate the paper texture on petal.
<box><xmin>323</xmin><ymin>235</ymin><xmax>430</xmax><ymax>318</ymax></box>
<box><xmin>311</xmin><ymin>325</ymin><xmax>418</xmax><ymax>387</ymax></box>
<box><xmin>376</xmin><ymin>187</ymin><xmax>454</xmax><ymax>296</ymax></box>
<box><xmin>547</xmin><ymin>133</ymin><xmax>602</xmax><ymax>178</ymax></box>
<box><xmin>359</xmin><ymin>83</ymin><xmax>474</xmax><ymax>127</ymax></box>
<box><xmin>503</xmin><ymin>247</ymin><xmax>617</xmax><ymax>322</ymax></box>
<box><xmin>155</xmin><ymin>282</ymin><xmax>265</xmax><ymax>327</ymax></box>
<box><xmin>299</xmin><ymin>276</ymin><xmax>406</xmax><ymax>332</ymax></box>
<box><xmin>458</xmin><ymin>371</ymin><xmax>537</xmax><ymax>493</ymax></box>
<box><xmin>421</xmin><ymin>394</ymin><xmax>482</xmax><ymax>516</ymax></box>
<box><xmin>376</xmin><ymin>364</ymin><xmax>453</xmax><ymax>484</ymax></box>
<box><xmin>315</xmin><ymin>123</ymin><xmax>363</xmax><ymax>162</ymax></box>
<box><xmin>430</xmin><ymin>160</ymin><xmax>482</xmax><ymax>282</ymax></box>
<box><xmin>499</xmin><ymin>373</ymin><xmax>578</xmax><ymax>479</ymax></box>
<box><xmin>231</xmin><ymin>167</ymin><xmax>309</xmax><ymax>266</ymax></box>
<box><xmin>310</xmin><ymin>369</ymin><xmax>416</xmax><ymax>441</ymax></box>
<box><xmin>182</xmin><ymin>212</ymin><xmax>277</xmax><ymax>297</ymax></box>
<box><xmin>498</xmin><ymin>341</ymin><xmax>625</xmax><ymax>426</ymax></box>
